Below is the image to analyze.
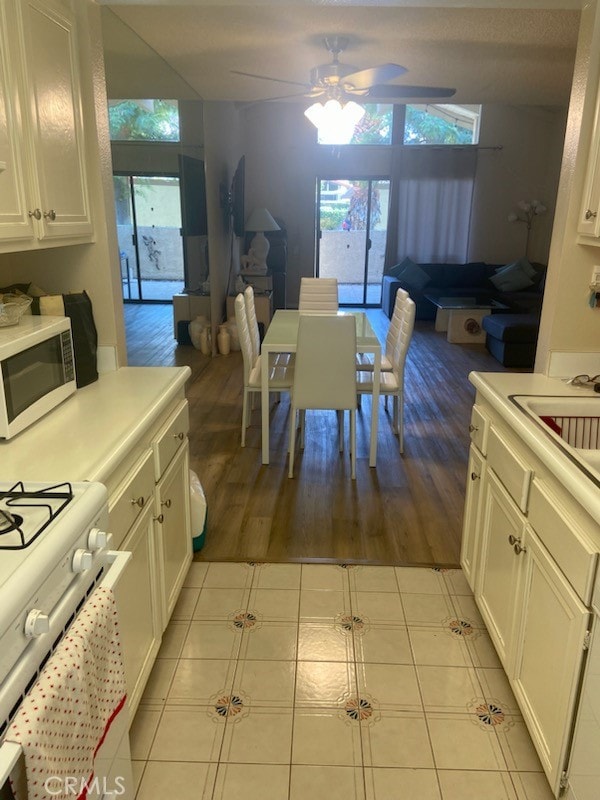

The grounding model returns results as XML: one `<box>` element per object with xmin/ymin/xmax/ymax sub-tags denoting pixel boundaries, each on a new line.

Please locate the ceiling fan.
<box><xmin>231</xmin><ymin>36</ymin><xmax>456</xmax><ymax>103</ymax></box>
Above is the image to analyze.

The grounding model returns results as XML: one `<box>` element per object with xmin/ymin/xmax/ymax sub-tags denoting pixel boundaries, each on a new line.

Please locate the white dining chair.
<box><xmin>356</xmin><ymin>288</ymin><xmax>410</xmax><ymax>372</ymax></box>
<box><xmin>298</xmin><ymin>277</ymin><xmax>339</xmax><ymax>312</ymax></box>
<box><xmin>357</xmin><ymin>296</ymin><xmax>415</xmax><ymax>453</ymax></box>
<box><xmin>244</xmin><ymin>285</ymin><xmax>293</xmax><ymax>368</ymax></box>
<box><xmin>288</xmin><ymin>314</ymin><xmax>357</xmax><ymax>479</ymax></box>
<box><xmin>234</xmin><ymin>293</ymin><xmax>293</xmax><ymax>447</ymax></box>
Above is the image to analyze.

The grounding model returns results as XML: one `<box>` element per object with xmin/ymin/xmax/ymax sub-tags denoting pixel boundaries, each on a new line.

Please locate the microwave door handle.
<box><xmin>0</xmin><ymin>740</ymin><xmax>23</xmax><ymax>788</ymax></box>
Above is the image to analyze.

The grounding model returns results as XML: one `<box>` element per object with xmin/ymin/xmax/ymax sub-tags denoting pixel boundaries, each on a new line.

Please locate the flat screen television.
<box><xmin>178</xmin><ymin>154</ymin><xmax>208</xmax><ymax>237</ymax></box>
<box><xmin>231</xmin><ymin>155</ymin><xmax>245</xmax><ymax>238</ymax></box>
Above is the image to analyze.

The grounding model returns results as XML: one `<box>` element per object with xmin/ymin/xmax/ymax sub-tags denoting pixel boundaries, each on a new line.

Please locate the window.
<box><xmin>403</xmin><ymin>104</ymin><xmax>481</xmax><ymax>145</ymax></box>
<box><xmin>108</xmin><ymin>99</ymin><xmax>180</xmax><ymax>142</ymax></box>
<box><xmin>349</xmin><ymin>104</ymin><xmax>393</xmax><ymax>145</ymax></box>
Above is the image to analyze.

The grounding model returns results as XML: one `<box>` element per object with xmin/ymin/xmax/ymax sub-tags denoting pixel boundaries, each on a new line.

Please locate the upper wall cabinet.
<box><xmin>0</xmin><ymin>0</ymin><xmax>92</xmax><ymax>252</ymax></box>
<box><xmin>578</xmin><ymin>87</ymin><xmax>600</xmax><ymax>241</ymax></box>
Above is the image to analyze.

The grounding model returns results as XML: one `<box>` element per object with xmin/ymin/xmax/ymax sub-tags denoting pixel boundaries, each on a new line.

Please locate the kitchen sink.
<box><xmin>513</xmin><ymin>395</ymin><xmax>600</xmax><ymax>477</ymax></box>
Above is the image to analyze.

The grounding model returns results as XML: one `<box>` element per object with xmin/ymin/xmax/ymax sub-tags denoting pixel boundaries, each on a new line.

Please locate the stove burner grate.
<box><xmin>0</xmin><ymin>509</ymin><xmax>24</xmax><ymax>534</ymax></box>
<box><xmin>0</xmin><ymin>481</ymin><xmax>74</xmax><ymax>550</ymax></box>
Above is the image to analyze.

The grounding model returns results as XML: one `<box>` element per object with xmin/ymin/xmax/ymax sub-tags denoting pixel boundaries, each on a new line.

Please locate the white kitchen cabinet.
<box><xmin>0</xmin><ymin>0</ymin><xmax>91</xmax><ymax>250</ymax></box>
<box><xmin>154</xmin><ymin>443</ymin><xmax>192</xmax><ymax>629</ymax></box>
<box><xmin>512</xmin><ymin>526</ymin><xmax>590</xmax><ymax>795</ymax></box>
<box><xmin>460</xmin><ymin>444</ymin><xmax>485</xmax><ymax>589</ymax></box>
<box><xmin>463</xmin><ymin>387</ymin><xmax>600</xmax><ymax>797</ymax></box>
<box><xmin>109</xmin><ymin>449</ymin><xmax>161</xmax><ymax>721</ymax></box>
<box><xmin>578</xmin><ymin>83</ymin><xmax>600</xmax><ymax>240</ymax></box>
<box><xmin>476</xmin><ymin>468</ymin><xmax>527</xmax><ymax>669</ymax></box>
<box><xmin>0</xmin><ymin>0</ymin><xmax>31</xmax><ymax>242</ymax></box>
<box><xmin>151</xmin><ymin>399</ymin><xmax>192</xmax><ymax>630</ymax></box>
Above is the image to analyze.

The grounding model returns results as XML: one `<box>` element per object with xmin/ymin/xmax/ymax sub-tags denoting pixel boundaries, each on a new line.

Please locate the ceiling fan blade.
<box><xmin>366</xmin><ymin>84</ymin><xmax>457</xmax><ymax>100</ymax></box>
<box><xmin>231</xmin><ymin>69</ymin><xmax>311</xmax><ymax>90</ymax></box>
<box><xmin>342</xmin><ymin>63</ymin><xmax>407</xmax><ymax>90</ymax></box>
<box><xmin>240</xmin><ymin>90</ymin><xmax>319</xmax><ymax>108</ymax></box>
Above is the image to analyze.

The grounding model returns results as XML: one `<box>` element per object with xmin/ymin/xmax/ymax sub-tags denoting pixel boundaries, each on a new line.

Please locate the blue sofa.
<box><xmin>381</xmin><ymin>260</ymin><xmax>546</xmax><ymax>367</ymax></box>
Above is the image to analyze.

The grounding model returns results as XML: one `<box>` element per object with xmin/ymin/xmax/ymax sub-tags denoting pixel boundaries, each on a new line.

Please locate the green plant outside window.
<box><xmin>108</xmin><ymin>99</ymin><xmax>180</xmax><ymax>142</ymax></box>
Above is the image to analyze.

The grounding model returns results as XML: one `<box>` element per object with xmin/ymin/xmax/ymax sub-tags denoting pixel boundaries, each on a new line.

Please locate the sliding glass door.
<box><xmin>316</xmin><ymin>177</ymin><xmax>390</xmax><ymax>306</ymax></box>
<box><xmin>113</xmin><ymin>174</ymin><xmax>185</xmax><ymax>302</ymax></box>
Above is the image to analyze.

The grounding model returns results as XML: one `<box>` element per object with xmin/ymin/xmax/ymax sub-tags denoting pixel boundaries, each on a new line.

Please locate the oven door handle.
<box><xmin>102</xmin><ymin>550</ymin><xmax>132</xmax><ymax>591</ymax></box>
<box><xmin>0</xmin><ymin>740</ymin><xmax>22</xmax><ymax>789</ymax></box>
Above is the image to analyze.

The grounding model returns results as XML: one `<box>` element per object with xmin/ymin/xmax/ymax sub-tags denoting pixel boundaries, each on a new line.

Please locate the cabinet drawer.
<box><xmin>487</xmin><ymin>427</ymin><xmax>532</xmax><ymax>513</ymax></box>
<box><xmin>528</xmin><ymin>479</ymin><xmax>597</xmax><ymax>604</ymax></box>
<box><xmin>469</xmin><ymin>405</ymin><xmax>490</xmax><ymax>454</ymax></box>
<box><xmin>153</xmin><ymin>400</ymin><xmax>189</xmax><ymax>480</ymax></box>
<box><xmin>109</xmin><ymin>449</ymin><xmax>155</xmax><ymax>548</ymax></box>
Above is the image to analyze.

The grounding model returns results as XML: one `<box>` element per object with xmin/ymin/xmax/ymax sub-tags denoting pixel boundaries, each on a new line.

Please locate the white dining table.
<box><xmin>260</xmin><ymin>310</ymin><xmax>381</xmax><ymax>467</ymax></box>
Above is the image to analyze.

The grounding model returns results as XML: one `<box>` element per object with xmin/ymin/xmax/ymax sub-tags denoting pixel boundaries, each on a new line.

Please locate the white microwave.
<box><xmin>0</xmin><ymin>316</ymin><xmax>76</xmax><ymax>439</ymax></box>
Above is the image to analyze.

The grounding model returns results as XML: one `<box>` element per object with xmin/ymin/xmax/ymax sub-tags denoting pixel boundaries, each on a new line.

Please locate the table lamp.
<box><xmin>244</xmin><ymin>208</ymin><xmax>280</xmax><ymax>274</ymax></box>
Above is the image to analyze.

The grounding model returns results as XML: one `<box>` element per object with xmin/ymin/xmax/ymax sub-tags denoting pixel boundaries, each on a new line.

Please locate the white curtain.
<box><xmin>386</xmin><ymin>147</ymin><xmax>478</xmax><ymax>264</ymax></box>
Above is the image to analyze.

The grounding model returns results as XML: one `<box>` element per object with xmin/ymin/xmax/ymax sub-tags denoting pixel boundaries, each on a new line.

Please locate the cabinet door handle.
<box><xmin>154</xmin><ymin>513</ymin><xmax>164</xmax><ymax>524</ymax></box>
<box><xmin>43</xmin><ymin>209</ymin><xmax>56</xmax><ymax>221</ymax></box>
<box><xmin>28</xmin><ymin>208</ymin><xmax>42</xmax><ymax>220</ymax></box>
<box><xmin>161</xmin><ymin>498</ymin><xmax>172</xmax><ymax>508</ymax></box>
<box><xmin>585</xmin><ymin>209</ymin><xmax>598</xmax><ymax>220</ymax></box>
<box><xmin>508</xmin><ymin>534</ymin><xmax>526</xmax><ymax>554</ymax></box>
<box><xmin>173</xmin><ymin>431</ymin><xmax>185</xmax><ymax>440</ymax></box>
<box><xmin>468</xmin><ymin>424</ymin><xmax>478</xmax><ymax>433</ymax></box>
<box><xmin>131</xmin><ymin>496</ymin><xmax>145</xmax><ymax>508</ymax></box>
<box><xmin>470</xmin><ymin>471</ymin><xmax>480</xmax><ymax>481</ymax></box>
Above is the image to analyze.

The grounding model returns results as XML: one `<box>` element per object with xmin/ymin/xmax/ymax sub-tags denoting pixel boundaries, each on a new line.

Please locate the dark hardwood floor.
<box><xmin>124</xmin><ymin>301</ymin><xmax>517</xmax><ymax>568</ymax></box>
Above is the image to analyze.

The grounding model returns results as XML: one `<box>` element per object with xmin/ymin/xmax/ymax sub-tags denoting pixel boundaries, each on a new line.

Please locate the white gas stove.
<box><xmin>0</xmin><ymin>480</ymin><xmax>133</xmax><ymax>798</ymax></box>
<box><xmin>0</xmin><ymin>481</ymin><xmax>110</xmax><ymax>700</ymax></box>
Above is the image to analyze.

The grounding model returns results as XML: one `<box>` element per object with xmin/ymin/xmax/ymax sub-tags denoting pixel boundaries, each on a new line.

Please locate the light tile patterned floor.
<box><xmin>129</xmin><ymin>563</ymin><xmax>555</xmax><ymax>800</ymax></box>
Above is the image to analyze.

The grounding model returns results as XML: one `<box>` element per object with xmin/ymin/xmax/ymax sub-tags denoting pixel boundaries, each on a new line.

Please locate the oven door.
<box><xmin>0</xmin><ymin>550</ymin><xmax>133</xmax><ymax>799</ymax></box>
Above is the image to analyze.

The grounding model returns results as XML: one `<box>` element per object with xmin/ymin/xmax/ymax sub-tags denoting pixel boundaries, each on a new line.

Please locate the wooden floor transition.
<box><xmin>124</xmin><ymin>302</ymin><xmax>520</xmax><ymax>568</ymax></box>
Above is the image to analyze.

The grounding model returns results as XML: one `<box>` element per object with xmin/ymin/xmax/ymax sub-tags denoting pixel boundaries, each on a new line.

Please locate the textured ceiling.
<box><xmin>100</xmin><ymin>3</ymin><xmax>581</xmax><ymax>107</ymax></box>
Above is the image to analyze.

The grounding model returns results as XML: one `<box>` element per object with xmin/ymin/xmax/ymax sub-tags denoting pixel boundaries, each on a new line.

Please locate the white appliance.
<box><xmin>564</xmin><ymin>570</ymin><xmax>600</xmax><ymax>800</ymax></box>
<box><xmin>0</xmin><ymin>316</ymin><xmax>76</xmax><ymax>439</ymax></box>
<box><xmin>0</xmin><ymin>481</ymin><xmax>133</xmax><ymax>799</ymax></box>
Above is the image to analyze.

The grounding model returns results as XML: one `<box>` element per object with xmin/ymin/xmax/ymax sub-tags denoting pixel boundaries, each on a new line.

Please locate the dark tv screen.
<box><xmin>231</xmin><ymin>156</ymin><xmax>245</xmax><ymax>238</ymax></box>
<box><xmin>178</xmin><ymin>154</ymin><xmax>208</xmax><ymax>237</ymax></box>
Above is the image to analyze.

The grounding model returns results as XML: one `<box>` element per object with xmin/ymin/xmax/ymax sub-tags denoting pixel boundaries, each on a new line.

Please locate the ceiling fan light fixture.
<box><xmin>304</xmin><ymin>97</ymin><xmax>366</xmax><ymax>145</ymax></box>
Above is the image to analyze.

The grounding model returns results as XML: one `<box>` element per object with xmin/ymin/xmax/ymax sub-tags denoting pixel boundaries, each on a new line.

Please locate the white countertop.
<box><xmin>469</xmin><ymin>371</ymin><xmax>600</xmax><ymax>522</ymax></box>
<box><xmin>0</xmin><ymin>366</ymin><xmax>191</xmax><ymax>483</ymax></box>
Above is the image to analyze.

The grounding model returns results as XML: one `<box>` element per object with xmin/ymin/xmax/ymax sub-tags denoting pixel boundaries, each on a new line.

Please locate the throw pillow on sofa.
<box><xmin>394</xmin><ymin>259</ymin><xmax>431</xmax><ymax>291</ymax></box>
<box><xmin>490</xmin><ymin>259</ymin><xmax>534</xmax><ymax>292</ymax></box>
<box><xmin>387</xmin><ymin>256</ymin><xmax>417</xmax><ymax>280</ymax></box>
<box><xmin>495</xmin><ymin>256</ymin><xmax>537</xmax><ymax>279</ymax></box>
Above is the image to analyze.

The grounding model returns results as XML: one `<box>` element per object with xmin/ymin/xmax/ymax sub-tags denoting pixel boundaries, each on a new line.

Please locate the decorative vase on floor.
<box><xmin>199</xmin><ymin>326</ymin><xmax>211</xmax><ymax>356</ymax></box>
<box><xmin>217</xmin><ymin>324</ymin><xmax>231</xmax><ymax>355</ymax></box>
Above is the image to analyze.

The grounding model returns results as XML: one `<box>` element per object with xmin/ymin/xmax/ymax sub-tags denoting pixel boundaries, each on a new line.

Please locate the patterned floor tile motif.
<box><xmin>345</xmin><ymin>697</ymin><xmax>373</xmax><ymax>721</ymax></box>
<box><xmin>343</xmin><ymin>695</ymin><xmax>379</xmax><ymax>724</ymax></box>
<box><xmin>211</xmin><ymin>693</ymin><xmax>247</xmax><ymax>719</ymax></box>
<box><xmin>336</xmin><ymin>612</ymin><xmax>368</xmax><ymax>634</ymax></box>
<box><xmin>229</xmin><ymin>610</ymin><xmax>259</xmax><ymax>629</ymax></box>
<box><xmin>444</xmin><ymin>616</ymin><xmax>476</xmax><ymax>637</ymax></box>
<box><xmin>468</xmin><ymin>698</ymin><xmax>513</xmax><ymax>732</ymax></box>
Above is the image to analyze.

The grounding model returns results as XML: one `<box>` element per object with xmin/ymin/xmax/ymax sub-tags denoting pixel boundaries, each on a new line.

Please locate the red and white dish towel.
<box><xmin>7</xmin><ymin>586</ymin><xmax>127</xmax><ymax>800</ymax></box>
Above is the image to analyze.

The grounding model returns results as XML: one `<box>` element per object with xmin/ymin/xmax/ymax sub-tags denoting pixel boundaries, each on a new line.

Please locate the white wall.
<box><xmin>535</xmin><ymin>1</ymin><xmax>600</xmax><ymax>373</ymax></box>
<box><xmin>241</xmin><ymin>101</ymin><xmax>566</xmax><ymax>307</ymax></box>
<box><xmin>471</xmin><ymin>105</ymin><xmax>566</xmax><ymax>265</ymax></box>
